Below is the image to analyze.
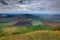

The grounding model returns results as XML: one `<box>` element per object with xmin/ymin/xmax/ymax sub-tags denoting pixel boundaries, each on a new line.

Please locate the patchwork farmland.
<box><xmin>0</xmin><ymin>14</ymin><xmax>60</xmax><ymax>40</ymax></box>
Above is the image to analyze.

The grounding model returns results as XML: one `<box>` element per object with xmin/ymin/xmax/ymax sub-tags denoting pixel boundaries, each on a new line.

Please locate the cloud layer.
<box><xmin>0</xmin><ymin>0</ymin><xmax>60</xmax><ymax>13</ymax></box>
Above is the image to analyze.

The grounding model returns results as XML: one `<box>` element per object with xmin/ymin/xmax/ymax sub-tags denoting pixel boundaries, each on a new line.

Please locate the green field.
<box><xmin>0</xmin><ymin>19</ymin><xmax>11</xmax><ymax>23</ymax></box>
<box><xmin>32</xmin><ymin>19</ymin><xmax>43</xmax><ymax>25</ymax></box>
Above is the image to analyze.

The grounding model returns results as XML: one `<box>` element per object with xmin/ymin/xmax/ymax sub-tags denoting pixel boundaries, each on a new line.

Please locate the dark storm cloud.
<box><xmin>0</xmin><ymin>0</ymin><xmax>8</xmax><ymax>5</ymax></box>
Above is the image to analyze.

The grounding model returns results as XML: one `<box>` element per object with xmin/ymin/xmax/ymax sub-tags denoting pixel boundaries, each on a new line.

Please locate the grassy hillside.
<box><xmin>0</xmin><ymin>25</ymin><xmax>60</xmax><ymax>37</ymax></box>
<box><xmin>0</xmin><ymin>30</ymin><xmax>60</xmax><ymax>40</ymax></box>
<box><xmin>0</xmin><ymin>22</ymin><xmax>60</xmax><ymax>40</ymax></box>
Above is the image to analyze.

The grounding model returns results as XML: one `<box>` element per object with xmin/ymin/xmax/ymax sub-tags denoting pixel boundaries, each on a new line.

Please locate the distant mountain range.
<box><xmin>0</xmin><ymin>13</ymin><xmax>60</xmax><ymax>20</ymax></box>
<box><xmin>0</xmin><ymin>13</ymin><xmax>60</xmax><ymax>23</ymax></box>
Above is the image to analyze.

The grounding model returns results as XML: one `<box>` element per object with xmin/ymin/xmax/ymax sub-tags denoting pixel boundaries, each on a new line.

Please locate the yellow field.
<box><xmin>0</xmin><ymin>30</ymin><xmax>60</xmax><ymax>40</ymax></box>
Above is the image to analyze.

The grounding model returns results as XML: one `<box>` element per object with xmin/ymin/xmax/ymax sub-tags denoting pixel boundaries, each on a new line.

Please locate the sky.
<box><xmin>0</xmin><ymin>0</ymin><xmax>60</xmax><ymax>14</ymax></box>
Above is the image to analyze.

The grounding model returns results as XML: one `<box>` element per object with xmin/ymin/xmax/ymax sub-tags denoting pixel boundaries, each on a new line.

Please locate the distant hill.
<box><xmin>19</xmin><ymin>14</ymin><xmax>39</xmax><ymax>19</ymax></box>
<box><xmin>0</xmin><ymin>14</ymin><xmax>16</xmax><ymax>18</ymax></box>
<box><xmin>0</xmin><ymin>13</ymin><xmax>60</xmax><ymax>23</ymax></box>
<box><xmin>42</xmin><ymin>14</ymin><xmax>60</xmax><ymax>23</ymax></box>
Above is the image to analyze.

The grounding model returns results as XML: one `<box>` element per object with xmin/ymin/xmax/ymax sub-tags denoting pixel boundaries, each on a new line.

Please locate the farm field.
<box><xmin>43</xmin><ymin>20</ymin><xmax>60</xmax><ymax>26</ymax></box>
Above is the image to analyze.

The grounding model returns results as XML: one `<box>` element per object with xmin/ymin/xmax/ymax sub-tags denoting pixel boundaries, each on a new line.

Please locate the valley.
<box><xmin>0</xmin><ymin>14</ymin><xmax>60</xmax><ymax>40</ymax></box>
